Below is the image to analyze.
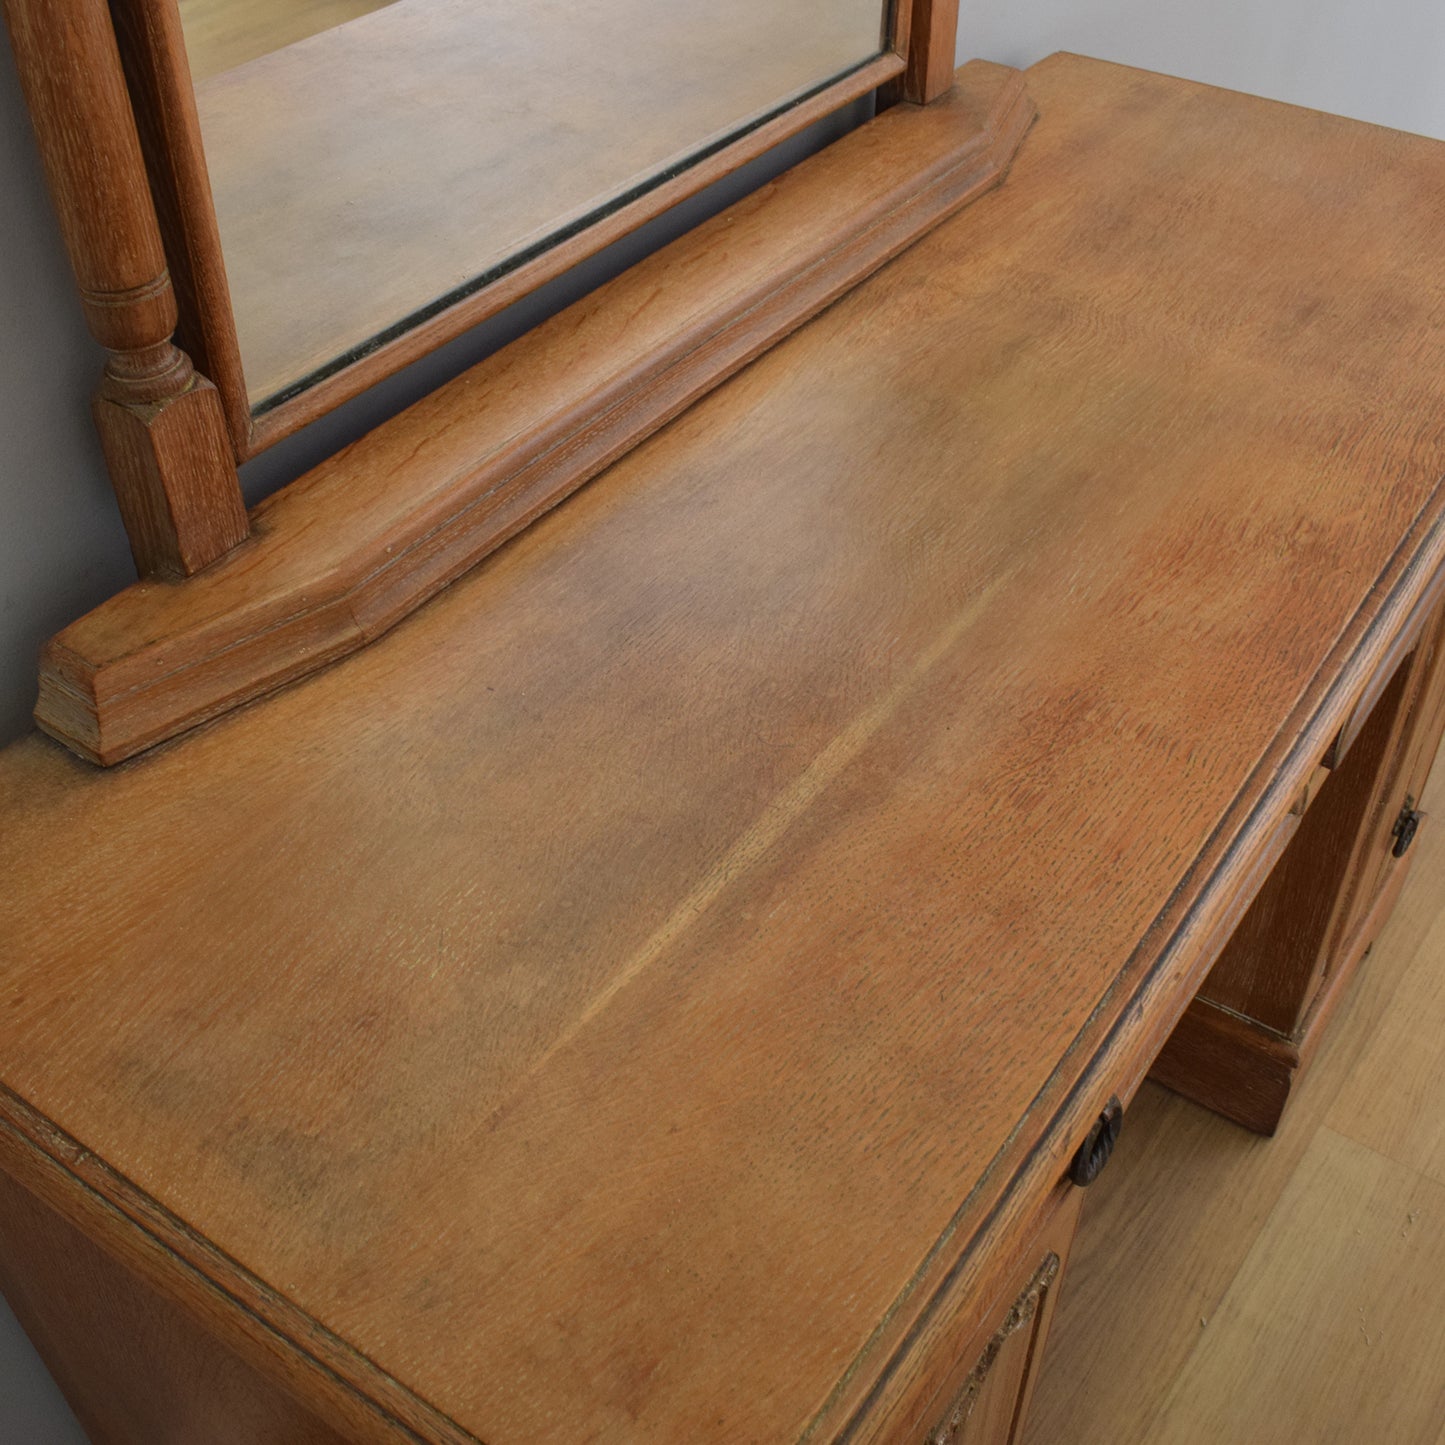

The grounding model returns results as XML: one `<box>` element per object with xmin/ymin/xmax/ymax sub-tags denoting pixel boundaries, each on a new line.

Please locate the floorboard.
<box><xmin>177</xmin><ymin>0</ymin><xmax>396</xmax><ymax>80</ymax></box>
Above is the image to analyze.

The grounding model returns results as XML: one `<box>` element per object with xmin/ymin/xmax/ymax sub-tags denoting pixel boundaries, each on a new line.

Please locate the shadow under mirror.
<box><xmin>177</xmin><ymin>0</ymin><xmax>891</xmax><ymax>415</ymax></box>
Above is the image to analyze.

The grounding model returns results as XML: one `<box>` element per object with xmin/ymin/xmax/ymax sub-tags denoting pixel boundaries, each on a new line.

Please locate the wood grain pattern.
<box><xmin>1329</xmin><ymin>897</ymin><xmax>1445</xmax><ymax>1187</ymax></box>
<box><xmin>1152</xmin><ymin>836</ymin><xmax>1422</xmax><ymax>1137</ymax></box>
<box><xmin>5</xmin><ymin>53</ymin><xmax>1445</xmax><ymax>1444</ymax></box>
<box><xmin>0</xmin><ymin>1166</ymin><xmax>355</xmax><ymax>1445</ymax></box>
<box><xmin>1148</xmin><ymin>1128</ymin><xmax>1445</xmax><ymax>1444</ymax></box>
<box><xmin>895</xmin><ymin>0</ymin><xmax>961</xmax><ymax>105</ymax></box>
<box><xmin>904</xmin><ymin>1190</ymin><xmax>1080</xmax><ymax>1445</ymax></box>
<box><xmin>1027</xmin><ymin>774</ymin><xmax>1445</xmax><ymax>1445</ymax></box>
<box><xmin>1201</xmin><ymin>658</ymin><xmax>1415</xmax><ymax>1035</ymax></box>
<box><xmin>0</xmin><ymin>1102</ymin><xmax>456</xmax><ymax>1444</ymax></box>
<box><xmin>193</xmin><ymin>0</ymin><xmax>894</xmax><ymax>410</ymax></box>
<box><xmin>0</xmin><ymin>0</ymin><xmax>248</xmax><ymax>575</ymax></box>
<box><xmin>91</xmin><ymin>365</ymin><xmax>248</xmax><ymax>577</ymax></box>
<box><xmin>947</xmin><ymin>1255</ymin><xmax>1063</xmax><ymax>1445</ymax></box>
<box><xmin>1147</xmin><ymin>998</ymin><xmax>1301</xmax><ymax>1136</ymax></box>
<box><xmin>1323</xmin><ymin>601</ymin><xmax>1445</xmax><ymax>967</ymax></box>
<box><xmin>1323</xmin><ymin>641</ymin><xmax>1445</xmax><ymax>1184</ymax></box>
<box><xmin>34</xmin><ymin>62</ymin><xmax>1037</xmax><ymax>765</ymax></box>
<box><xmin>1325</xmin><ymin>561</ymin><xmax>1445</xmax><ymax>772</ymax></box>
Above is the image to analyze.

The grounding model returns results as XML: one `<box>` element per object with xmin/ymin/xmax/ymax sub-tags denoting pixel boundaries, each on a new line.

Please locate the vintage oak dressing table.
<box><xmin>3</xmin><ymin>2</ymin><xmax>1445</xmax><ymax>1440</ymax></box>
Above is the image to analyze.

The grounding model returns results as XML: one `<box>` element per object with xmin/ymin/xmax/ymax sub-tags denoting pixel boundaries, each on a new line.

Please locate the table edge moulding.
<box><xmin>3</xmin><ymin>41</ymin><xmax>1445</xmax><ymax>1445</ymax></box>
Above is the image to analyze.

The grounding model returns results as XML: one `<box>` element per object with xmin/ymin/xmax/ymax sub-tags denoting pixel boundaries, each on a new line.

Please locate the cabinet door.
<box><xmin>912</xmin><ymin>1190</ymin><xmax>1082</xmax><ymax>1445</ymax></box>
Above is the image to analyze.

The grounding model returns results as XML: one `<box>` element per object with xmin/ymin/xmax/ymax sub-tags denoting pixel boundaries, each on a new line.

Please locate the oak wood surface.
<box><xmin>1198</xmin><ymin>659</ymin><xmax>1416</xmax><ymax>1035</ymax></box>
<box><xmin>1024</xmin><ymin>813</ymin><xmax>1445</xmax><ymax>1445</ymax></box>
<box><xmin>0</xmin><ymin>1105</ymin><xmax>453</xmax><ymax>1444</ymax></box>
<box><xmin>1323</xmin><ymin>599</ymin><xmax>1445</xmax><ymax>966</ymax></box>
<box><xmin>1151</xmin><ymin>843</ymin><xmax>1421</xmax><ymax>1137</ymax></box>
<box><xmin>894</xmin><ymin>0</ymin><xmax>960</xmax><ymax>105</ymax></box>
<box><xmin>5</xmin><ymin>52</ymin><xmax>1445</xmax><ymax>1444</ymax></box>
<box><xmin>1148</xmin><ymin>997</ymin><xmax>1302</xmax><ymax>1136</ymax></box>
<box><xmin>192</xmin><ymin>0</ymin><xmax>892</xmax><ymax>410</ymax></box>
<box><xmin>0</xmin><ymin>1166</ymin><xmax>354</xmax><ymax>1445</ymax></box>
<box><xmin>33</xmin><ymin>61</ymin><xmax>1036</xmax><ymax>766</ymax></box>
<box><xmin>952</xmin><ymin>1239</ymin><xmax>1067</xmax><ymax>1445</ymax></box>
<box><xmin>906</xmin><ymin>1189</ymin><xmax>1080</xmax><ymax>1445</ymax></box>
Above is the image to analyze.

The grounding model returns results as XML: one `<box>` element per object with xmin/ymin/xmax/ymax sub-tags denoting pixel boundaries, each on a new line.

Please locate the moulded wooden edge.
<box><xmin>850</xmin><ymin>1184</ymin><xmax>1080</xmax><ymax>1445</ymax></box>
<box><xmin>831</xmin><ymin>814</ymin><xmax>1310</xmax><ymax>1438</ymax></box>
<box><xmin>35</xmin><ymin>61</ymin><xmax>1039</xmax><ymax>767</ymax></box>
<box><xmin>0</xmin><ymin>1099</ymin><xmax>466</xmax><ymax>1445</ymax></box>
<box><xmin>1325</xmin><ymin>556</ymin><xmax>1445</xmax><ymax>768</ymax></box>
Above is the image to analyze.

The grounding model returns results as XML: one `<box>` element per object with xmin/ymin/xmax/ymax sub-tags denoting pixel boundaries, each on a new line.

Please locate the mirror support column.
<box><xmin>899</xmin><ymin>0</ymin><xmax>961</xmax><ymax>104</ymax></box>
<box><xmin>1</xmin><ymin>0</ymin><xmax>248</xmax><ymax>578</ymax></box>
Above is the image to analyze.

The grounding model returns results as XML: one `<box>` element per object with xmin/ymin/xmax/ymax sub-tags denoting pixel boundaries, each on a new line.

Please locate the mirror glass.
<box><xmin>177</xmin><ymin>0</ymin><xmax>891</xmax><ymax>413</ymax></box>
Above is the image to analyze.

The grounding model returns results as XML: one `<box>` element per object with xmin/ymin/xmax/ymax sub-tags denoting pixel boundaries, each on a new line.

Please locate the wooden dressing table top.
<box><xmin>5</xmin><ymin>53</ymin><xmax>1445</xmax><ymax>1444</ymax></box>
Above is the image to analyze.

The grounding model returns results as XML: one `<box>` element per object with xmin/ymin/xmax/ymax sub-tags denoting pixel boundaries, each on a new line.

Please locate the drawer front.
<box><xmin>856</xmin><ymin>1184</ymin><xmax>1084</xmax><ymax>1445</ymax></box>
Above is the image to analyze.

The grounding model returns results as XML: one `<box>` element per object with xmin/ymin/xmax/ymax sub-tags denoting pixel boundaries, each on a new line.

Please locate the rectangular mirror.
<box><xmin>171</xmin><ymin>0</ymin><xmax>895</xmax><ymax>423</ymax></box>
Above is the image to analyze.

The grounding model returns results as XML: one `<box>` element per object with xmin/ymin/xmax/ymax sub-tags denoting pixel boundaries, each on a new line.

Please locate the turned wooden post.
<box><xmin>2</xmin><ymin>0</ymin><xmax>248</xmax><ymax>577</ymax></box>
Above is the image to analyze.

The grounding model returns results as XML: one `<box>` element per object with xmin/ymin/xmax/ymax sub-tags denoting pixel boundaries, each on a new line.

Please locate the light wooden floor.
<box><xmin>1025</xmin><ymin>777</ymin><xmax>1445</xmax><ymax>1445</ymax></box>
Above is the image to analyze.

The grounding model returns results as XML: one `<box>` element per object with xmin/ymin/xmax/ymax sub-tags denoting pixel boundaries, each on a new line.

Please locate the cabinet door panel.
<box><xmin>910</xmin><ymin>1190</ymin><xmax>1082</xmax><ymax>1445</ymax></box>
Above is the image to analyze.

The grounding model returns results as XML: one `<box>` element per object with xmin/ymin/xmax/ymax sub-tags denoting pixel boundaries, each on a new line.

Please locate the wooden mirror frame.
<box><xmin>142</xmin><ymin>0</ymin><xmax>924</xmax><ymax>450</ymax></box>
<box><xmin>2</xmin><ymin>0</ymin><xmax>1040</xmax><ymax>767</ymax></box>
<box><xmin>3</xmin><ymin>0</ymin><xmax>953</xmax><ymax>576</ymax></box>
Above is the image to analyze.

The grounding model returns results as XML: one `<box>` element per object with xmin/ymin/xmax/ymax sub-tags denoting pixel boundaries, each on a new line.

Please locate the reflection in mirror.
<box><xmin>178</xmin><ymin>0</ymin><xmax>398</xmax><ymax>80</ymax></box>
<box><xmin>178</xmin><ymin>0</ymin><xmax>890</xmax><ymax>413</ymax></box>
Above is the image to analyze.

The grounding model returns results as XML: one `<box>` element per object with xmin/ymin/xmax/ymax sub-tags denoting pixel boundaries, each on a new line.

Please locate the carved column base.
<box><xmin>93</xmin><ymin>357</ymin><xmax>249</xmax><ymax>578</ymax></box>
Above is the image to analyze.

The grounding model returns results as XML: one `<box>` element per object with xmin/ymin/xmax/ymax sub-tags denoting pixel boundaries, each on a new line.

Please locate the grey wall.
<box><xmin>0</xmin><ymin>39</ymin><xmax>140</xmax><ymax>751</ymax></box>
<box><xmin>2</xmin><ymin>7</ymin><xmax>1444</xmax><ymax>1440</ymax></box>
<box><xmin>960</xmin><ymin>0</ymin><xmax>1445</xmax><ymax>136</ymax></box>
